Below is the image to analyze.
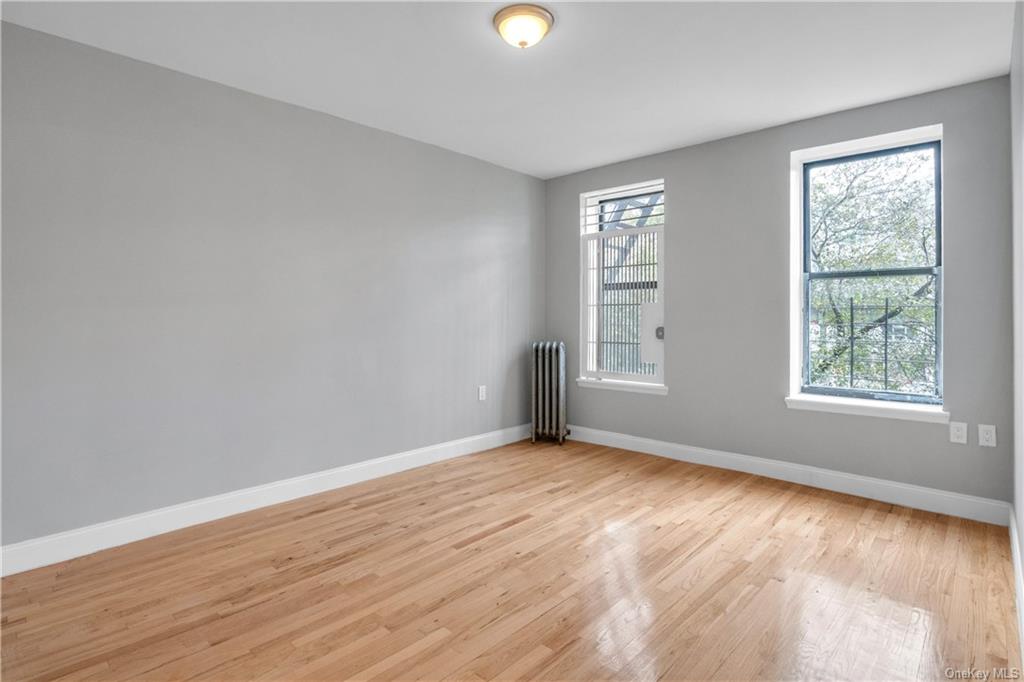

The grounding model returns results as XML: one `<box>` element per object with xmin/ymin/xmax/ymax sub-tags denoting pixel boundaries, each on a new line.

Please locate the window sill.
<box><xmin>576</xmin><ymin>377</ymin><xmax>668</xmax><ymax>396</ymax></box>
<box><xmin>784</xmin><ymin>394</ymin><xmax>949</xmax><ymax>424</ymax></box>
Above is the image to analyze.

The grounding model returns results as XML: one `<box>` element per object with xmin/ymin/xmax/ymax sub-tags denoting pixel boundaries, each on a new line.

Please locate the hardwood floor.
<box><xmin>2</xmin><ymin>439</ymin><xmax>1019</xmax><ymax>681</ymax></box>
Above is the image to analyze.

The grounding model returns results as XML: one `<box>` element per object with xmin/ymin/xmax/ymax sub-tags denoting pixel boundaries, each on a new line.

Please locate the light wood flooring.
<box><xmin>2</xmin><ymin>439</ymin><xmax>1019</xmax><ymax>680</ymax></box>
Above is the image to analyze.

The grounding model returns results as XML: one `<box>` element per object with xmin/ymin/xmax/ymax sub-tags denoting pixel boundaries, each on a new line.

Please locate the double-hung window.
<box><xmin>793</xmin><ymin>128</ymin><xmax>943</xmax><ymax>414</ymax></box>
<box><xmin>578</xmin><ymin>180</ymin><xmax>666</xmax><ymax>393</ymax></box>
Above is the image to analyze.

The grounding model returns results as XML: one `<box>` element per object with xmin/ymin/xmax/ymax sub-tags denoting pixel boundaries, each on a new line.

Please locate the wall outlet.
<box><xmin>949</xmin><ymin>421</ymin><xmax>967</xmax><ymax>444</ymax></box>
<box><xmin>978</xmin><ymin>424</ymin><xmax>997</xmax><ymax>448</ymax></box>
<box><xmin>478</xmin><ymin>385</ymin><xmax>487</xmax><ymax>401</ymax></box>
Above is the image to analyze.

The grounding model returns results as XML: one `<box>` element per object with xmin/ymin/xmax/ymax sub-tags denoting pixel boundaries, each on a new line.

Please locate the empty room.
<box><xmin>3</xmin><ymin>1</ymin><xmax>1024</xmax><ymax>680</ymax></box>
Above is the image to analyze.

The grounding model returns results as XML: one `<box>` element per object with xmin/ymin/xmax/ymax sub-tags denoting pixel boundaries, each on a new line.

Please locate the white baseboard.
<box><xmin>1010</xmin><ymin>510</ymin><xmax>1024</xmax><ymax>666</ymax></box>
<box><xmin>5</xmin><ymin>422</ymin><xmax>1008</xmax><ymax>577</ymax></box>
<box><xmin>1</xmin><ymin>424</ymin><xmax>530</xmax><ymax>576</ymax></box>
<box><xmin>569</xmin><ymin>425</ymin><xmax>1011</xmax><ymax>526</ymax></box>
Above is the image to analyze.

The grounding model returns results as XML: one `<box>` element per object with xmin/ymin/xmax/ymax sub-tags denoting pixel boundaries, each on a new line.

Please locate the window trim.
<box><xmin>787</xmin><ymin>125</ymin><xmax>948</xmax><ymax>419</ymax></box>
<box><xmin>784</xmin><ymin>393</ymin><xmax>949</xmax><ymax>424</ymax></box>
<box><xmin>578</xmin><ymin>179</ymin><xmax>666</xmax><ymax>391</ymax></box>
<box><xmin>576</xmin><ymin>377</ymin><xmax>669</xmax><ymax>396</ymax></box>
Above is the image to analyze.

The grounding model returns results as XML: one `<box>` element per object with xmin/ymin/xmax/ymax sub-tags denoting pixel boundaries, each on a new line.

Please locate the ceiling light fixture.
<box><xmin>493</xmin><ymin>4</ymin><xmax>554</xmax><ymax>49</ymax></box>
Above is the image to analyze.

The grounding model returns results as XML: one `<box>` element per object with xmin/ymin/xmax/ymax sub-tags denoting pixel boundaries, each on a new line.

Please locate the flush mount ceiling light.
<box><xmin>493</xmin><ymin>4</ymin><xmax>554</xmax><ymax>49</ymax></box>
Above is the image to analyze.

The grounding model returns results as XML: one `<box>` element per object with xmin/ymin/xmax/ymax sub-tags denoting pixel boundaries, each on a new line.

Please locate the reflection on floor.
<box><xmin>2</xmin><ymin>439</ymin><xmax>1019</xmax><ymax>680</ymax></box>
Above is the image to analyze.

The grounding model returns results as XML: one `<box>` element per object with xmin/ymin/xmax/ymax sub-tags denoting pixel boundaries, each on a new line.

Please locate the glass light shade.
<box><xmin>494</xmin><ymin>5</ymin><xmax>553</xmax><ymax>49</ymax></box>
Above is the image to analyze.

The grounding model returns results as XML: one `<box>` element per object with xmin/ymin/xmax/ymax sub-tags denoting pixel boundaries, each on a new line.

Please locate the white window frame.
<box><xmin>786</xmin><ymin>125</ymin><xmax>949</xmax><ymax>424</ymax></box>
<box><xmin>577</xmin><ymin>179</ymin><xmax>667</xmax><ymax>395</ymax></box>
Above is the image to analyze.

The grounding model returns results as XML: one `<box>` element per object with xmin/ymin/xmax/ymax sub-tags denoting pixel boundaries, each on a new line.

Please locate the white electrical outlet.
<box><xmin>978</xmin><ymin>424</ymin><xmax>997</xmax><ymax>448</ymax></box>
<box><xmin>949</xmin><ymin>421</ymin><xmax>967</xmax><ymax>444</ymax></box>
<box><xmin>478</xmin><ymin>385</ymin><xmax>487</xmax><ymax>401</ymax></box>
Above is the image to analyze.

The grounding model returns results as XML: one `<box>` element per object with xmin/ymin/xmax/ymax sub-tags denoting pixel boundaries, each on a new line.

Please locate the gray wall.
<box><xmin>2</xmin><ymin>24</ymin><xmax>546</xmax><ymax>543</ymax></box>
<box><xmin>546</xmin><ymin>77</ymin><xmax>1014</xmax><ymax>501</ymax></box>
<box><xmin>1012</xmin><ymin>2</ymin><xmax>1023</xmax><ymax>546</ymax></box>
<box><xmin>3</xmin><ymin>22</ymin><xmax>1016</xmax><ymax>547</ymax></box>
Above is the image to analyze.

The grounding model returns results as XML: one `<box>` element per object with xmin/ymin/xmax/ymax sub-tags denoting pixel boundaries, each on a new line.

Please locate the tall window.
<box><xmin>802</xmin><ymin>141</ymin><xmax>942</xmax><ymax>404</ymax></box>
<box><xmin>579</xmin><ymin>180</ymin><xmax>665</xmax><ymax>388</ymax></box>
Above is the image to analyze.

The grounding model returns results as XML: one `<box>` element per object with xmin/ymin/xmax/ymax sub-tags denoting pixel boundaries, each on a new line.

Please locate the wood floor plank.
<box><xmin>2</xmin><ymin>439</ymin><xmax>1019</xmax><ymax>681</ymax></box>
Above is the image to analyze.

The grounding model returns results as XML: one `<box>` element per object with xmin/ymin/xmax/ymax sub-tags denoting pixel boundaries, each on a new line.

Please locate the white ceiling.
<box><xmin>2</xmin><ymin>2</ymin><xmax>1015</xmax><ymax>179</ymax></box>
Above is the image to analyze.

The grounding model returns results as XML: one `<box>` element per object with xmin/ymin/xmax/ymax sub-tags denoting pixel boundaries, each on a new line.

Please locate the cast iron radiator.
<box><xmin>531</xmin><ymin>341</ymin><xmax>569</xmax><ymax>444</ymax></box>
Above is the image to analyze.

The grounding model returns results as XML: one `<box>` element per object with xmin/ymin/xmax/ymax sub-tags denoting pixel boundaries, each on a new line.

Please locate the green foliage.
<box><xmin>807</xmin><ymin>148</ymin><xmax>939</xmax><ymax>398</ymax></box>
<box><xmin>809</xmin><ymin>148</ymin><xmax>936</xmax><ymax>272</ymax></box>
